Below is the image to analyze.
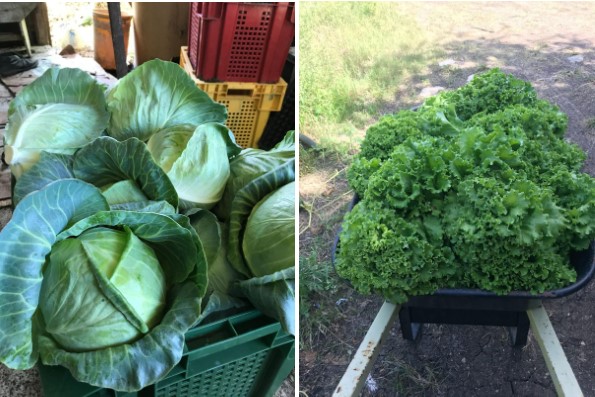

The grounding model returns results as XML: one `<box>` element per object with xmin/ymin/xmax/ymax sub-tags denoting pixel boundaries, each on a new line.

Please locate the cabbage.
<box><xmin>226</xmin><ymin>158</ymin><xmax>296</xmax><ymax>335</ymax></box>
<box><xmin>147</xmin><ymin>123</ymin><xmax>239</xmax><ymax>210</ymax></box>
<box><xmin>0</xmin><ymin>180</ymin><xmax>207</xmax><ymax>391</ymax></box>
<box><xmin>40</xmin><ymin>227</ymin><xmax>167</xmax><ymax>351</ymax></box>
<box><xmin>243</xmin><ymin>181</ymin><xmax>295</xmax><ymax>277</ymax></box>
<box><xmin>214</xmin><ymin>130</ymin><xmax>295</xmax><ymax>221</ymax></box>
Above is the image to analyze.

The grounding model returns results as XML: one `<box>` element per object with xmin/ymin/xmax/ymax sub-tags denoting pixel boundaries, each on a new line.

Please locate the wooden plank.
<box><xmin>0</xmin><ymin>161</ymin><xmax>11</xmax><ymax>203</ymax></box>
<box><xmin>0</xmin><ymin>96</ymin><xmax>10</xmax><ymax>125</ymax></box>
<box><xmin>527</xmin><ymin>303</ymin><xmax>583</xmax><ymax>397</ymax></box>
<box><xmin>333</xmin><ymin>302</ymin><xmax>400</xmax><ymax>397</ymax></box>
<box><xmin>0</xmin><ymin>125</ymin><xmax>10</xmax><ymax>205</ymax></box>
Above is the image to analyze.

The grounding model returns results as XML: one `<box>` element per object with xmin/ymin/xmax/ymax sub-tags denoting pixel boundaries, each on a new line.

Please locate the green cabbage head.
<box><xmin>0</xmin><ymin>179</ymin><xmax>207</xmax><ymax>392</ymax></box>
<box><xmin>243</xmin><ymin>181</ymin><xmax>295</xmax><ymax>277</ymax></box>
<box><xmin>40</xmin><ymin>227</ymin><xmax>167</xmax><ymax>351</ymax></box>
<box><xmin>147</xmin><ymin>123</ymin><xmax>240</xmax><ymax>210</ymax></box>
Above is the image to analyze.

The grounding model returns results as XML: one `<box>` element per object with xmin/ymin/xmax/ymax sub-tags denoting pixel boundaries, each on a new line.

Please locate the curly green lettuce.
<box><xmin>337</xmin><ymin>68</ymin><xmax>594</xmax><ymax>304</ymax></box>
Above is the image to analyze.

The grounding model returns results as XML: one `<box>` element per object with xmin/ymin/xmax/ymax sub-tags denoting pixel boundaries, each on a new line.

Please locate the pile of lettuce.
<box><xmin>0</xmin><ymin>60</ymin><xmax>295</xmax><ymax>391</ymax></box>
<box><xmin>336</xmin><ymin>69</ymin><xmax>595</xmax><ymax>304</ymax></box>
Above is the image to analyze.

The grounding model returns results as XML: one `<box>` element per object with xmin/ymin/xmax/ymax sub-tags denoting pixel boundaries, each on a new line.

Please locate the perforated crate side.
<box><xmin>222</xmin><ymin>98</ymin><xmax>271</xmax><ymax>148</ymax></box>
<box><xmin>186</xmin><ymin>2</ymin><xmax>294</xmax><ymax>83</ymax></box>
<box><xmin>155</xmin><ymin>350</ymin><xmax>268</xmax><ymax>397</ymax></box>
<box><xmin>38</xmin><ymin>363</ymin><xmax>140</xmax><ymax>397</ymax></box>
<box><xmin>153</xmin><ymin>309</ymin><xmax>294</xmax><ymax>397</ymax></box>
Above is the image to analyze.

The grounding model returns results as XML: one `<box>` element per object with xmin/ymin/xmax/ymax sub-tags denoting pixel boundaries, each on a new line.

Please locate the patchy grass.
<box><xmin>299</xmin><ymin>246</ymin><xmax>340</xmax><ymax>349</ymax></box>
<box><xmin>299</xmin><ymin>2</ymin><xmax>444</xmax><ymax>152</ymax></box>
<box><xmin>298</xmin><ymin>145</ymin><xmax>352</xmax><ymax>349</ymax></box>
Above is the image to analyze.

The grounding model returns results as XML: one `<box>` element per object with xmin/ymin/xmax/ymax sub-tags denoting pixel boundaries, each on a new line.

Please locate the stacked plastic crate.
<box><xmin>183</xmin><ymin>2</ymin><xmax>295</xmax><ymax>148</ymax></box>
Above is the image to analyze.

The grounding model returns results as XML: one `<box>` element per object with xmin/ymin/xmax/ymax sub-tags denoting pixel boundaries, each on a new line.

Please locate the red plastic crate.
<box><xmin>187</xmin><ymin>2</ymin><xmax>295</xmax><ymax>83</ymax></box>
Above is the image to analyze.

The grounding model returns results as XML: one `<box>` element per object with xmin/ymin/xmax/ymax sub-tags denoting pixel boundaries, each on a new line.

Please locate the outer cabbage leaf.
<box><xmin>73</xmin><ymin>136</ymin><xmax>179</xmax><ymax>209</ymax></box>
<box><xmin>100</xmin><ymin>180</ymin><xmax>148</xmax><ymax>205</ymax></box>
<box><xmin>237</xmin><ymin>268</ymin><xmax>295</xmax><ymax>335</ymax></box>
<box><xmin>13</xmin><ymin>152</ymin><xmax>74</xmax><ymax>205</ymax></box>
<box><xmin>0</xmin><ymin>180</ymin><xmax>108</xmax><ymax>369</ymax></box>
<box><xmin>110</xmin><ymin>200</ymin><xmax>177</xmax><ymax>215</ymax></box>
<box><xmin>194</xmin><ymin>291</ymin><xmax>247</xmax><ymax>326</ymax></box>
<box><xmin>106</xmin><ymin>59</ymin><xmax>227</xmax><ymax>142</ymax></box>
<box><xmin>5</xmin><ymin>68</ymin><xmax>108</xmax><ymax>178</ymax></box>
<box><xmin>188</xmin><ymin>209</ymin><xmax>221</xmax><ymax>269</ymax></box>
<box><xmin>188</xmin><ymin>210</ymin><xmax>244</xmax><ymax>297</ymax></box>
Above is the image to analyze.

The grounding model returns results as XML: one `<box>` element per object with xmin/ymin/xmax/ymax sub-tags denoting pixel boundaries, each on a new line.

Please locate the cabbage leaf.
<box><xmin>5</xmin><ymin>68</ymin><xmax>108</xmax><ymax>178</ymax></box>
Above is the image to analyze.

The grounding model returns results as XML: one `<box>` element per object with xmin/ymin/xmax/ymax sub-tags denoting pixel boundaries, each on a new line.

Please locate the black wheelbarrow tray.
<box><xmin>332</xmin><ymin>195</ymin><xmax>595</xmax><ymax>346</ymax></box>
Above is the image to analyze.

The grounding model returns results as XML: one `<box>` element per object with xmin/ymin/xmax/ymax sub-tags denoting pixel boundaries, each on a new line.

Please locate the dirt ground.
<box><xmin>299</xmin><ymin>2</ymin><xmax>595</xmax><ymax>396</ymax></box>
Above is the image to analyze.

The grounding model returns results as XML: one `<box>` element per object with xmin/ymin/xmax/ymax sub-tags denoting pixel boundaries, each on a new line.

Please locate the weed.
<box><xmin>299</xmin><ymin>248</ymin><xmax>341</xmax><ymax>347</ymax></box>
<box><xmin>586</xmin><ymin>118</ymin><xmax>595</xmax><ymax>130</ymax></box>
<box><xmin>389</xmin><ymin>360</ymin><xmax>445</xmax><ymax>395</ymax></box>
<box><xmin>299</xmin><ymin>246</ymin><xmax>338</xmax><ymax>300</ymax></box>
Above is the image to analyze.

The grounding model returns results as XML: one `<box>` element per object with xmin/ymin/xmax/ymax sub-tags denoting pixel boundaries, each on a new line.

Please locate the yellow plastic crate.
<box><xmin>180</xmin><ymin>46</ymin><xmax>287</xmax><ymax>148</ymax></box>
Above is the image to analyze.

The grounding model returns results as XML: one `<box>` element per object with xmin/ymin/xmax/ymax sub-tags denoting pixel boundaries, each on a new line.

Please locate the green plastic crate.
<box><xmin>38</xmin><ymin>308</ymin><xmax>295</xmax><ymax>397</ymax></box>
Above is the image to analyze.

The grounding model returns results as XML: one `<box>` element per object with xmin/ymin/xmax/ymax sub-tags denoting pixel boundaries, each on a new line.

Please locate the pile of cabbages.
<box><xmin>0</xmin><ymin>60</ymin><xmax>295</xmax><ymax>391</ymax></box>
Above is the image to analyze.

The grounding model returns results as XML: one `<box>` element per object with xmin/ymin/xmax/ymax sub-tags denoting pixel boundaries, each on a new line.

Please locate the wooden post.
<box><xmin>107</xmin><ymin>3</ymin><xmax>128</xmax><ymax>78</ymax></box>
<box><xmin>18</xmin><ymin>20</ymin><xmax>32</xmax><ymax>57</ymax></box>
<box><xmin>25</xmin><ymin>3</ymin><xmax>52</xmax><ymax>46</ymax></box>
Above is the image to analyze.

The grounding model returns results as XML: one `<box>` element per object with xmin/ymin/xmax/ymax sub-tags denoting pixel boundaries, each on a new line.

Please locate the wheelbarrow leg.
<box><xmin>399</xmin><ymin>306</ymin><xmax>422</xmax><ymax>341</ymax></box>
<box><xmin>508</xmin><ymin>311</ymin><xmax>530</xmax><ymax>347</ymax></box>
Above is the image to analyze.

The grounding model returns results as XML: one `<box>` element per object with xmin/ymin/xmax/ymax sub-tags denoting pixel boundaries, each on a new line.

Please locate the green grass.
<box><xmin>299</xmin><ymin>246</ymin><xmax>340</xmax><ymax>349</ymax></box>
<box><xmin>299</xmin><ymin>2</ymin><xmax>443</xmax><ymax>153</ymax></box>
